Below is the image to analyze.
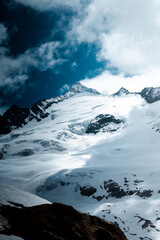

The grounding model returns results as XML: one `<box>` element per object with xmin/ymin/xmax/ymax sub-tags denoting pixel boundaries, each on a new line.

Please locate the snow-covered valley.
<box><xmin>1</xmin><ymin>83</ymin><xmax>160</xmax><ymax>239</ymax></box>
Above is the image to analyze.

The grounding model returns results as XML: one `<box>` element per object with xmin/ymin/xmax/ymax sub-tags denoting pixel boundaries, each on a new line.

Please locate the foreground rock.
<box><xmin>0</xmin><ymin>202</ymin><xmax>128</xmax><ymax>240</ymax></box>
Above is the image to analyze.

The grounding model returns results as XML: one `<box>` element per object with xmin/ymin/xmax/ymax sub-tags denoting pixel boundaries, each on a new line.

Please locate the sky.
<box><xmin>1</xmin><ymin>0</ymin><xmax>160</xmax><ymax>114</ymax></box>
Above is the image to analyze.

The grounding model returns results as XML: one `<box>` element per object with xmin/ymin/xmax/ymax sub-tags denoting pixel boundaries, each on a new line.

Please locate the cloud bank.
<box><xmin>13</xmin><ymin>0</ymin><xmax>160</xmax><ymax>77</ymax></box>
<box><xmin>81</xmin><ymin>69</ymin><xmax>160</xmax><ymax>95</ymax></box>
<box><xmin>69</xmin><ymin>0</ymin><xmax>160</xmax><ymax>75</ymax></box>
<box><xmin>4</xmin><ymin>0</ymin><xmax>160</xmax><ymax>94</ymax></box>
<box><xmin>14</xmin><ymin>0</ymin><xmax>83</xmax><ymax>11</ymax></box>
<box><xmin>0</xmin><ymin>23</ymin><xmax>64</xmax><ymax>92</ymax></box>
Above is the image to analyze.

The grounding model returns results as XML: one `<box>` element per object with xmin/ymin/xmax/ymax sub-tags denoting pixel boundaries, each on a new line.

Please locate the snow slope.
<box><xmin>0</xmin><ymin>183</ymin><xmax>50</xmax><ymax>240</ymax></box>
<box><xmin>1</xmin><ymin>84</ymin><xmax>160</xmax><ymax>239</ymax></box>
<box><xmin>0</xmin><ymin>183</ymin><xmax>50</xmax><ymax>207</ymax></box>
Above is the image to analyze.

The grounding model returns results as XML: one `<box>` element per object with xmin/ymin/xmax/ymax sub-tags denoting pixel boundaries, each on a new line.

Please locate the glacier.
<box><xmin>1</xmin><ymin>83</ymin><xmax>160</xmax><ymax>239</ymax></box>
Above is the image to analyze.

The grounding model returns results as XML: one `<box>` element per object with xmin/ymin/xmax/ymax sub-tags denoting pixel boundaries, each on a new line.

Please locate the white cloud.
<box><xmin>81</xmin><ymin>69</ymin><xmax>160</xmax><ymax>95</ymax></box>
<box><xmin>36</xmin><ymin>41</ymin><xmax>65</xmax><ymax>70</ymax></box>
<box><xmin>69</xmin><ymin>0</ymin><xmax>160</xmax><ymax>75</ymax></box>
<box><xmin>59</xmin><ymin>84</ymin><xmax>70</xmax><ymax>94</ymax></box>
<box><xmin>0</xmin><ymin>24</ymin><xmax>65</xmax><ymax>91</ymax></box>
<box><xmin>14</xmin><ymin>0</ymin><xmax>83</xmax><ymax>11</ymax></box>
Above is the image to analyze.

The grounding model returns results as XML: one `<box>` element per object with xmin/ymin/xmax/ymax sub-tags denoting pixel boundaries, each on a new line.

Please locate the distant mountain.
<box><xmin>0</xmin><ymin>82</ymin><xmax>100</xmax><ymax>134</ymax></box>
<box><xmin>69</xmin><ymin>82</ymin><xmax>100</xmax><ymax>95</ymax></box>
<box><xmin>112</xmin><ymin>86</ymin><xmax>160</xmax><ymax>104</ymax></box>
<box><xmin>113</xmin><ymin>87</ymin><xmax>130</xmax><ymax>96</ymax></box>
<box><xmin>2</xmin><ymin>83</ymin><xmax>160</xmax><ymax>135</ymax></box>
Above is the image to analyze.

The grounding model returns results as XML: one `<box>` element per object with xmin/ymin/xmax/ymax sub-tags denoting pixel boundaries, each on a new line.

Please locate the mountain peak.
<box><xmin>113</xmin><ymin>87</ymin><xmax>130</xmax><ymax>96</ymax></box>
<box><xmin>68</xmin><ymin>82</ymin><xmax>100</xmax><ymax>95</ymax></box>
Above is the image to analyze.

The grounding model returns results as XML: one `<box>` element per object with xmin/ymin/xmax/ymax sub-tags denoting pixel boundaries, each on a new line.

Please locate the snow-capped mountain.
<box><xmin>0</xmin><ymin>83</ymin><xmax>100</xmax><ymax>135</ymax></box>
<box><xmin>1</xmin><ymin>83</ymin><xmax>160</xmax><ymax>239</ymax></box>
<box><xmin>113</xmin><ymin>87</ymin><xmax>130</xmax><ymax>96</ymax></box>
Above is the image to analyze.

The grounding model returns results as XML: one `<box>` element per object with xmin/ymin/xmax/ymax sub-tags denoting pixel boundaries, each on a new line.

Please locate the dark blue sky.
<box><xmin>0</xmin><ymin>0</ymin><xmax>106</xmax><ymax>110</ymax></box>
<box><xmin>1</xmin><ymin>0</ymin><xmax>156</xmax><ymax>114</ymax></box>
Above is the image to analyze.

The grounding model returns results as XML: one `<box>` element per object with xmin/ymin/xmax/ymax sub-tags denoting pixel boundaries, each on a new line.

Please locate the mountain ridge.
<box><xmin>1</xmin><ymin>83</ymin><xmax>160</xmax><ymax>135</ymax></box>
<box><xmin>0</xmin><ymin>82</ymin><xmax>100</xmax><ymax>134</ymax></box>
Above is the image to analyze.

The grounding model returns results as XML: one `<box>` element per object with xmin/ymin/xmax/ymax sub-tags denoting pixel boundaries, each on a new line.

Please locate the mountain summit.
<box><xmin>69</xmin><ymin>82</ymin><xmax>100</xmax><ymax>95</ymax></box>
<box><xmin>2</xmin><ymin>83</ymin><xmax>160</xmax><ymax>135</ymax></box>
<box><xmin>113</xmin><ymin>87</ymin><xmax>130</xmax><ymax>96</ymax></box>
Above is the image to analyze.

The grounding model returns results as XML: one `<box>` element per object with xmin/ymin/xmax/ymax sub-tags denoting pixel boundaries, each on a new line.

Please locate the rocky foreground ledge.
<box><xmin>0</xmin><ymin>202</ymin><xmax>128</xmax><ymax>240</ymax></box>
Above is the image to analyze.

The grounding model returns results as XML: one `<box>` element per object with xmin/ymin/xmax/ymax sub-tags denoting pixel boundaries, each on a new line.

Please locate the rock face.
<box><xmin>86</xmin><ymin>114</ymin><xmax>123</xmax><ymax>134</ymax></box>
<box><xmin>0</xmin><ymin>202</ymin><xmax>128</xmax><ymax>240</ymax></box>
<box><xmin>140</xmin><ymin>87</ymin><xmax>160</xmax><ymax>103</ymax></box>
<box><xmin>113</xmin><ymin>87</ymin><xmax>130</xmax><ymax>96</ymax></box>
<box><xmin>0</xmin><ymin>105</ymin><xmax>30</xmax><ymax>134</ymax></box>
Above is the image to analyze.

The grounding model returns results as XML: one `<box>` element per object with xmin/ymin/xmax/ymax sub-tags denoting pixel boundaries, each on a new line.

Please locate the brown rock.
<box><xmin>0</xmin><ymin>202</ymin><xmax>128</xmax><ymax>240</ymax></box>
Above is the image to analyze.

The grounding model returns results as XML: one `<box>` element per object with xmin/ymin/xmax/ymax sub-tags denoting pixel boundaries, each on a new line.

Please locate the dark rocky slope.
<box><xmin>140</xmin><ymin>87</ymin><xmax>160</xmax><ymax>103</ymax></box>
<box><xmin>0</xmin><ymin>202</ymin><xmax>128</xmax><ymax>240</ymax></box>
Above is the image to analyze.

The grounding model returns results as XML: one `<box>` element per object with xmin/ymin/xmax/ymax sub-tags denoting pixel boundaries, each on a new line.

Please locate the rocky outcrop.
<box><xmin>80</xmin><ymin>185</ymin><xmax>97</xmax><ymax>197</ymax></box>
<box><xmin>0</xmin><ymin>202</ymin><xmax>128</xmax><ymax>240</ymax></box>
<box><xmin>0</xmin><ymin>105</ymin><xmax>30</xmax><ymax>134</ymax></box>
<box><xmin>86</xmin><ymin>114</ymin><xmax>123</xmax><ymax>134</ymax></box>
<box><xmin>140</xmin><ymin>87</ymin><xmax>160</xmax><ymax>103</ymax></box>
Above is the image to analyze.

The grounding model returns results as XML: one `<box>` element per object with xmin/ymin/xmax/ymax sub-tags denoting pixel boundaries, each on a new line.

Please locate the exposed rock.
<box><xmin>31</xmin><ymin>100</ymin><xmax>50</xmax><ymax>119</ymax></box>
<box><xmin>0</xmin><ymin>105</ymin><xmax>30</xmax><ymax>134</ymax></box>
<box><xmin>104</xmin><ymin>180</ymin><xmax>126</xmax><ymax>199</ymax></box>
<box><xmin>135</xmin><ymin>216</ymin><xmax>152</xmax><ymax>229</ymax></box>
<box><xmin>92</xmin><ymin>195</ymin><xmax>104</xmax><ymax>201</ymax></box>
<box><xmin>134</xmin><ymin>179</ymin><xmax>144</xmax><ymax>185</ymax></box>
<box><xmin>86</xmin><ymin>114</ymin><xmax>123</xmax><ymax>134</ymax></box>
<box><xmin>0</xmin><ymin>152</ymin><xmax>4</xmax><ymax>160</ymax></box>
<box><xmin>13</xmin><ymin>149</ymin><xmax>34</xmax><ymax>157</ymax></box>
<box><xmin>140</xmin><ymin>87</ymin><xmax>160</xmax><ymax>103</ymax></box>
<box><xmin>136</xmin><ymin>190</ymin><xmax>153</xmax><ymax>198</ymax></box>
<box><xmin>80</xmin><ymin>185</ymin><xmax>97</xmax><ymax>197</ymax></box>
<box><xmin>0</xmin><ymin>202</ymin><xmax>128</xmax><ymax>240</ymax></box>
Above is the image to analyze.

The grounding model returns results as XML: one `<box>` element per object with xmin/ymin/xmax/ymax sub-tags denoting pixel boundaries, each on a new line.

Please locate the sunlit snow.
<box><xmin>1</xmin><ymin>88</ymin><xmax>160</xmax><ymax>239</ymax></box>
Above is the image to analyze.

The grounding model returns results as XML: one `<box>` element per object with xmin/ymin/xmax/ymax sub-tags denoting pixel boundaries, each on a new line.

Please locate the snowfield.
<box><xmin>1</xmin><ymin>83</ymin><xmax>160</xmax><ymax>239</ymax></box>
